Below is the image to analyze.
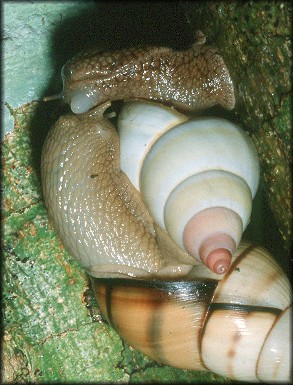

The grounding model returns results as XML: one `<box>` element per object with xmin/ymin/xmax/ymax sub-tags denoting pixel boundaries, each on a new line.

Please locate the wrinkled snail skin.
<box><xmin>92</xmin><ymin>243</ymin><xmax>291</xmax><ymax>382</ymax></box>
<box><xmin>58</xmin><ymin>43</ymin><xmax>235</xmax><ymax>114</ymax></box>
<box><xmin>41</xmin><ymin>102</ymin><xmax>197</xmax><ymax>279</ymax></box>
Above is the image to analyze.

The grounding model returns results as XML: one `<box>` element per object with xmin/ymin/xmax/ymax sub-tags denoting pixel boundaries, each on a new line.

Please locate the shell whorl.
<box><xmin>41</xmin><ymin>102</ymin><xmax>291</xmax><ymax>382</ymax></box>
<box><xmin>117</xmin><ymin>101</ymin><xmax>260</xmax><ymax>274</ymax></box>
<box><xmin>92</xmin><ymin>243</ymin><xmax>291</xmax><ymax>382</ymax></box>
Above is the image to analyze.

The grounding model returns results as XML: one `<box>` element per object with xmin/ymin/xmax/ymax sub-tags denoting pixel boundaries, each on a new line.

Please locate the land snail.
<box><xmin>41</xmin><ymin>38</ymin><xmax>292</xmax><ymax>382</ymax></box>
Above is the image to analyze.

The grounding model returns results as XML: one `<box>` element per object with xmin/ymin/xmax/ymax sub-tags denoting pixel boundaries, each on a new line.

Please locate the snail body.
<box><xmin>42</xmin><ymin>102</ymin><xmax>194</xmax><ymax>278</ymax></box>
<box><xmin>41</xmin><ymin>42</ymin><xmax>291</xmax><ymax>382</ymax></box>
<box><xmin>45</xmin><ymin>40</ymin><xmax>235</xmax><ymax>113</ymax></box>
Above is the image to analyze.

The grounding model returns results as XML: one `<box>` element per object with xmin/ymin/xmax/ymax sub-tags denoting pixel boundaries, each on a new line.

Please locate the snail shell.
<box><xmin>117</xmin><ymin>101</ymin><xmax>260</xmax><ymax>273</ymax></box>
<box><xmin>92</xmin><ymin>243</ymin><xmax>291</xmax><ymax>382</ymax></box>
<box><xmin>41</xmin><ymin>101</ymin><xmax>259</xmax><ymax>277</ymax></box>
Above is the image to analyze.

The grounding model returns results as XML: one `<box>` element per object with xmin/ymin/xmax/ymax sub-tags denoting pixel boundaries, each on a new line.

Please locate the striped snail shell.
<box><xmin>92</xmin><ymin>243</ymin><xmax>291</xmax><ymax>382</ymax></box>
<box><xmin>117</xmin><ymin>101</ymin><xmax>260</xmax><ymax>274</ymax></box>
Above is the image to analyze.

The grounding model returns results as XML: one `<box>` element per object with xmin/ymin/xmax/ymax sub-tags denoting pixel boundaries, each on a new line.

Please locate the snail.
<box><xmin>41</xmin><ymin>41</ymin><xmax>292</xmax><ymax>382</ymax></box>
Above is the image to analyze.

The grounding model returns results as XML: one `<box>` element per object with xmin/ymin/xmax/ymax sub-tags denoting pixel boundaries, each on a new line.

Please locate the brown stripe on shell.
<box><xmin>201</xmin><ymin>304</ymin><xmax>279</xmax><ymax>381</ymax></box>
<box><xmin>212</xmin><ymin>244</ymin><xmax>291</xmax><ymax>310</ymax></box>
<box><xmin>91</xmin><ymin>278</ymin><xmax>218</xmax><ymax>369</ymax></box>
<box><xmin>209</xmin><ymin>303</ymin><xmax>282</xmax><ymax>316</ymax></box>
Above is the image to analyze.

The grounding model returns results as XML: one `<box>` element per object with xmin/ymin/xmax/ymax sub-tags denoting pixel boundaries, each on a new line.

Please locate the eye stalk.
<box><xmin>43</xmin><ymin>87</ymin><xmax>101</xmax><ymax>115</ymax></box>
<box><xmin>43</xmin><ymin>64</ymin><xmax>100</xmax><ymax>114</ymax></box>
<box><xmin>42</xmin><ymin>92</ymin><xmax>63</xmax><ymax>102</ymax></box>
<box><xmin>69</xmin><ymin>90</ymin><xmax>100</xmax><ymax>114</ymax></box>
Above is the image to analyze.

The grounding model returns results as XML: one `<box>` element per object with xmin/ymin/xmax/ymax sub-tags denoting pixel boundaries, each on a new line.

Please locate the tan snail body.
<box><xmin>41</xmin><ymin>42</ymin><xmax>292</xmax><ymax>382</ymax></box>
<box><xmin>45</xmin><ymin>39</ymin><xmax>235</xmax><ymax>113</ymax></box>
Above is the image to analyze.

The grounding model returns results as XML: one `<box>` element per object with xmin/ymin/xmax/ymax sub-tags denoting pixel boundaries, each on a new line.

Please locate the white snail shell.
<box><xmin>117</xmin><ymin>101</ymin><xmax>260</xmax><ymax>274</ymax></box>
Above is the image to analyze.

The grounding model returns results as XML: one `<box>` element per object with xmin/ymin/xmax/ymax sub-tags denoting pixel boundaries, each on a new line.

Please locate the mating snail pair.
<box><xmin>41</xmin><ymin>40</ymin><xmax>291</xmax><ymax>382</ymax></box>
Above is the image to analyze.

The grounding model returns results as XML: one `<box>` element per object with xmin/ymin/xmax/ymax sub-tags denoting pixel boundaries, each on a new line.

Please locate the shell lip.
<box><xmin>91</xmin><ymin>276</ymin><xmax>219</xmax><ymax>297</ymax></box>
<box><xmin>209</xmin><ymin>302</ymin><xmax>282</xmax><ymax>316</ymax></box>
